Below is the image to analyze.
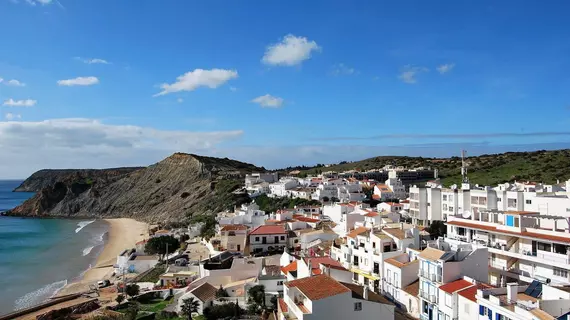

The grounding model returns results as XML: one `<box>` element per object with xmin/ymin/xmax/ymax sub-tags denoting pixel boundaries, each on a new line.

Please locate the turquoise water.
<box><xmin>0</xmin><ymin>180</ymin><xmax>108</xmax><ymax>314</ymax></box>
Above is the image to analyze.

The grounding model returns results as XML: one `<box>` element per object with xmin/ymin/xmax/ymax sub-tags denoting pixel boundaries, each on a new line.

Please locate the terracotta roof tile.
<box><xmin>190</xmin><ymin>282</ymin><xmax>217</xmax><ymax>302</ymax></box>
<box><xmin>419</xmin><ymin>247</ymin><xmax>446</xmax><ymax>261</ymax></box>
<box><xmin>458</xmin><ymin>283</ymin><xmax>494</xmax><ymax>302</ymax></box>
<box><xmin>438</xmin><ymin>279</ymin><xmax>474</xmax><ymax>294</ymax></box>
<box><xmin>278</xmin><ymin>298</ymin><xmax>288</xmax><ymax>313</ymax></box>
<box><xmin>220</xmin><ymin>224</ymin><xmax>248</xmax><ymax>231</ymax></box>
<box><xmin>346</xmin><ymin>227</ymin><xmax>369</xmax><ymax>239</ymax></box>
<box><xmin>403</xmin><ymin>280</ymin><xmax>419</xmax><ymax>296</ymax></box>
<box><xmin>281</xmin><ymin>261</ymin><xmax>297</xmax><ymax>275</ymax></box>
<box><xmin>296</xmin><ymin>217</ymin><xmax>320</xmax><ymax>223</ymax></box>
<box><xmin>341</xmin><ymin>282</ymin><xmax>393</xmax><ymax>305</ymax></box>
<box><xmin>285</xmin><ymin>275</ymin><xmax>350</xmax><ymax>301</ymax></box>
<box><xmin>249</xmin><ymin>225</ymin><xmax>287</xmax><ymax>236</ymax></box>
<box><xmin>364</xmin><ymin>211</ymin><xmax>379</xmax><ymax>217</ymax></box>
<box><xmin>383</xmin><ymin>228</ymin><xmax>409</xmax><ymax>240</ymax></box>
<box><xmin>304</xmin><ymin>257</ymin><xmax>345</xmax><ymax>270</ymax></box>
<box><xmin>384</xmin><ymin>258</ymin><xmax>405</xmax><ymax>268</ymax></box>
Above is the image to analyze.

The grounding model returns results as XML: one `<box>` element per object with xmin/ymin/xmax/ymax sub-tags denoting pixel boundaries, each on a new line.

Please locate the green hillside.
<box><xmin>298</xmin><ymin>149</ymin><xmax>570</xmax><ymax>187</ymax></box>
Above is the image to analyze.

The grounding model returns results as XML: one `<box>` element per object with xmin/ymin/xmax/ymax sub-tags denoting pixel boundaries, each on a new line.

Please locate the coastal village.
<box><xmin>6</xmin><ymin>157</ymin><xmax>570</xmax><ymax>320</ymax></box>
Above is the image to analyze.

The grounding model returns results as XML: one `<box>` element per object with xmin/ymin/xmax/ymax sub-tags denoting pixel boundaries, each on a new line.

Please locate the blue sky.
<box><xmin>1</xmin><ymin>0</ymin><xmax>570</xmax><ymax>178</ymax></box>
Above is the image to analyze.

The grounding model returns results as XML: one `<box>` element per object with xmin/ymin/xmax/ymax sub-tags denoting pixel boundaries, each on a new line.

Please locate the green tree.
<box><xmin>321</xmin><ymin>196</ymin><xmax>330</xmax><ymax>202</ymax></box>
<box><xmin>180</xmin><ymin>297</ymin><xmax>200</xmax><ymax>320</ymax></box>
<box><xmin>145</xmin><ymin>235</ymin><xmax>180</xmax><ymax>258</ymax></box>
<box><xmin>124</xmin><ymin>303</ymin><xmax>139</xmax><ymax>320</ymax></box>
<box><xmin>330</xmin><ymin>197</ymin><xmax>339</xmax><ymax>203</ymax></box>
<box><xmin>247</xmin><ymin>285</ymin><xmax>266</xmax><ymax>314</ymax></box>
<box><xmin>215</xmin><ymin>285</ymin><xmax>229</xmax><ymax>298</ymax></box>
<box><xmin>189</xmin><ymin>214</ymin><xmax>217</xmax><ymax>241</ymax></box>
<box><xmin>125</xmin><ymin>284</ymin><xmax>140</xmax><ymax>298</ymax></box>
<box><xmin>426</xmin><ymin>220</ymin><xmax>447</xmax><ymax>239</ymax></box>
<box><xmin>115</xmin><ymin>294</ymin><xmax>125</xmax><ymax>304</ymax></box>
<box><xmin>203</xmin><ymin>302</ymin><xmax>243</xmax><ymax>320</ymax></box>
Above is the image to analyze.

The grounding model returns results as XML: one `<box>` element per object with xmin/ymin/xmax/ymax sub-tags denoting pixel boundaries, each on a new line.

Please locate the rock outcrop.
<box><xmin>8</xmin><ymin>153</ymin><xmax>262</xmax><ymax>223</ymax></box>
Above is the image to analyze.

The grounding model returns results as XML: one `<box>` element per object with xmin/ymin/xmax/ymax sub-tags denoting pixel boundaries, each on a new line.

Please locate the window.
<box><xmin>442</xmin><ymin>195</ymin><xmax>448</xmax><ymax>201</ymax></box>
<box><xmin>280</xmin><ymin>236</ymin><xmax>285</xmax><ymax>241</ymax></box>
<box><xmin>449</xmin><ymin>206</ymin><xmax>454</xmax><ymax>212</ymax></box>
<box><xmin>526</xmin><ymin>199</ymin><xmax>532</xmax><ymax>204</ymax></box>
<box><xmin>294</xmin><ymin>239</ymin><xmax>299</xmax><ymax>243</ymax></box>
<box><xmin>443</xmin><ymin>204</ymin><xmax>448</xmax><ymax>211</ymax></box>
<box><xmin>554</xmin><ymin>244</ymin><xmax>568</xmax><ymax>254</ymax></box>
<box><xmin>537</xmin><ymin>242</ymin><xmax>552</xmax><ymax>252</ymax></box>
<box><xmin>446</xmin><ymin>315</ymin><xmax>450</xmax><ymax>320</ymax></box>
<box><xmin>255</xmin><ymin>237</ymin><xmax>260</xmax><ymax>242</ymax></box>
<box><xmin>364</xmin><ymin>278</ymin><xmax>369</xmax><ymax>285</ymax></box>
<box><xmin>277</xmin><ymin>281</ymin><xmax>284</xmax><ymax>285</ymax></box>
<box><xmin>353</xmin><ymin>272</ymin><xmax>359</xmax><ymax>281</ymax></box>
<box><xmin>497</xmin><ymin>197</ymin><xmax>502</xmax><ymax>202</ymax></box>
<box><xmin>507</xmin><ymin>198</ymin><xmax>517</xmax><ymax>208</ymax></box>
<box><xmin>354</xmin><ymin>302</ymin><xmax>362</xmax><ymax>311</ymax></box>
<box><xmin>554</xmin><ymin>267</ymin><xmax>568</xmax><ymax>278</ymax></box>
<box><xmin>445</xmin><ymin>293</ymin><xmax>452</xmax><ymax>307</ymax></box>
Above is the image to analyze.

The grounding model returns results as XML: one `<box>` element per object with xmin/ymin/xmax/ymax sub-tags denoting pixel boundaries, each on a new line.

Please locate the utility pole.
<box><xmin>165</xmin><ymin>243</ymin><xmax>169</xmax><ymax>268</ymax></box>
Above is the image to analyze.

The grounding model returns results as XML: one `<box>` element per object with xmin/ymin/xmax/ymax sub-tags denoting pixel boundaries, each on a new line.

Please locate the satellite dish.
<box><xmin>462</xmin><ymin>210</ymin><xmax>471</xmax><ymax>219</ymax></box>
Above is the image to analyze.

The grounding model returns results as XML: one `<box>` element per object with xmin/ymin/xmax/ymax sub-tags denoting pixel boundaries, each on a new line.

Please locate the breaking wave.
<box><xmin>14</xmin><ymin>279</ymin><xmax>68</xmax><ymax>310</ymax></box>
<box><xmin>75</xmin><ymin>220</ymin><xmax>95</xmax><ymax>233</ymax></box>
<box><xmin>82</xmin><ymin>245</ymin><xmax>95</xmax><ymax>256</ymax></box>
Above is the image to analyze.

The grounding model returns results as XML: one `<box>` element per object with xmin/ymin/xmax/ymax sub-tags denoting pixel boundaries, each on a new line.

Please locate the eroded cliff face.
<box><xmin>8</xmin><ymin>153</ymin><xmax>261</xmax><ymax>223</ymax></box>
<box><xmin>13</xmin><ymin>168</ymin><xmax>142</xmax><ymax>192</ymax></box>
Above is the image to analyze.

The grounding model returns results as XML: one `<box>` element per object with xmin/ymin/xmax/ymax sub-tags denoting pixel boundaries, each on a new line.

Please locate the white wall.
<box><xmin>458</xmin><ymin>294</ymin><xmax>478</xmax><ymax>320</ymax></box>
<box><xmin>310</xmin><ymin>292</ymin><xmax>395</xmax><ymax>320</ymax></box>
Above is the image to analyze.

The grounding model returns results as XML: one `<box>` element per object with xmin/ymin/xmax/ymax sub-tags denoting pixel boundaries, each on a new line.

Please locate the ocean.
<box><xmin>0</xmin><ymin>180</ymin><xmax>108</xmax><ymax>314</ymax></box>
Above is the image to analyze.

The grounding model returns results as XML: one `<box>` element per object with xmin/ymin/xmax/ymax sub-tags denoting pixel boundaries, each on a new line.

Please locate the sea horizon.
<box><xmin>0</xmin><ymin>180</ymin><xmax>109</xmax><ymax>314</ymax></box>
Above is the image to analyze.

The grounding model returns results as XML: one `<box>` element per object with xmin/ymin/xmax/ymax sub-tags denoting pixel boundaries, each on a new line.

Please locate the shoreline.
<box><xmin>56</xmin><ymin>218</ymin><xmax>149</xmax><ymax>297</ymax></box>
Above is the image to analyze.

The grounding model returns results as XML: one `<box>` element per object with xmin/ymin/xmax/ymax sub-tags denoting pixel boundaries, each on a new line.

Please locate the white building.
<box><xmin>217</xmin><ymin>202</ymin><xmax>267</xmax><ymax>229</ymax></box>
<box><xmin>278</xmin><ymin>274</ymin><xmax>395</xmax><ymax>320</ymax></box>
<box><xmin>383</xmin><ymin>248</ymin><xmax>421</xmax><ymax>317</ymax></box>
<box><xmin>446</xmin><ymin>210</ymin><xmax>570</xmax><ymax>286</ymax></box>
<box><xmin>245</xmin><ymin>172</ymin><xmax>278</xmax><ymax>187</ymax></box>
<box><xmin>418</xmin><ymin>240</ymin><xmax>489</xmax><ymax>320</ymax></box>
<box><xmin>378</xmin><ymin>202</ymin><xmax>404</xmax><ymax>213</ymax></box>
<box><xmin>270</xmin><ymin>178</ymin><xmax>300</xmax><ymax>197</ymax></box>
<box><xmin>386</xmin><ymin>170</ymin><xmax>407</xmax><ymax>200</ymax></box>
<box><xmin>248</xmin><ymin>225</ymin><xmax>288</xmax><ymax>254</ymax></box>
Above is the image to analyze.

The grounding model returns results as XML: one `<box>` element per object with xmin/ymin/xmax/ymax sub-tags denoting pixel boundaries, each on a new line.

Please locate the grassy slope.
<box><xmin>299</xmin><ymin>149</ymin><xmax>570</xmax><ymax>187</ymax></box>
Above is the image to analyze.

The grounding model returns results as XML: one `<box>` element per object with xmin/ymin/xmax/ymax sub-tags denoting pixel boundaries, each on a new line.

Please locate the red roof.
<box><xmin>285</xmin><ymin>274</ymin><xmax>350</xmax><ymax>300</ymax></box>
<box><xmin>296</xmin><ymin>217</ymin><xmax>320</xmax><ymax>223</ymax></box>
<box><xmin>304</xmin><ymin>257</ymin><xmax>345</xmax><ymax>270</ymax></box>
<box><xmin>220</xmin><ymin>224</ymin><xmax>248</xmax><ymax>231</ymax></box>
<box><xmin>458</xmin><ymin>283</ymin><xmax>494</xmax><ymax>302</ymax></box>
<box><xmin>249</xmin><ymin>225</ymin><xmax>287</xmax><ymax>236</ymax></box>
<box><xmin>278</xmin><ymin>298</ymin><xmax>288</xmax><ymax>312</ymax></box>
<box><xmin>364</xmin><ymin>211</ymin><xmax>379</xmax><ymax>217</ymax></box>
<box><xmin>438</xmin><ymin>279</ymin><xmax>474</xmax><ymax>294</ymax></box>
<box><xmin>281</xmin><ymin>261</ymin><xmax>297</xmax><ymax>275</ymax></box>
<box><xmin>400</xmin><ymin>200</ymin><xmax>410</xmax><ymax>203</ymax></box>
<box><xmin>446</xmin><ymin>220</ymin><xmax>570</xmax><ymax>244</ymax></box>
<box><xmin>346</xmin><ymin>227</ymin><xmax>369</xmax><ymax>239</ymax></box>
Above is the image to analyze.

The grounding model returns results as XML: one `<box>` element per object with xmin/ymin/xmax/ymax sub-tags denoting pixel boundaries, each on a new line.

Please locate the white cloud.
<box><xmin>4</xmin><ymin>113</ymin><xmax>22</xmax><ymax>121</ymax></box>
<box><xmin>177</xmin><ymin>98</ymin><xmax>184</xmax><ymax>103</ymax></box>
<box><xmin>3</xmin><ymin>99</ymin><xmax>37</xmax><ymax>107</ymax></box>
<box><xmin>437</xmin><ymin>63</ymin><xmax>455</xmax><ymax>74</ymax></box>
<box><xmin>154</xmin><ymin>69</ymin><xmax>238</xmax><ymax>97</ymax></box>
<box><xmin>57</xmin><ymin>76</ymin><xmax>99</xmax><ymax>86</ymax></box>
<box><xmin>75</xmin><ymin>57</ymin><xmax>110</xmax><ymax>64</ymax></box>
<box><xmin>262</xmin><ymin>34</ymin><xmax>321</xmax><ymax>66</ymax></box>
<box><xmin>398</xmin><ymin>65</ymin><xmax>429</xmax><ymax>84</ymax></box>
<box><xmin>251</xmin><ymin>94</ymin><xmax>284</xmax><ymax>108</ymax></box>
<box><xmin>5</xmin><ymin>79</ymin><xmax>26</xmax><ymax>87</ymax></box>
<box><xmin>330</xmin><ymin>63</ymin><xmax>356</xmax><ymax>76</ymax></box>
<box><xmin>20</xmin><ymin>0</ymin><xmax>52</xmax><ymax>5</ymax></box>
<box><xmin>0</xmin><ymin>118</ymin><xmax>244</xmax><ymax>178</ymax></box>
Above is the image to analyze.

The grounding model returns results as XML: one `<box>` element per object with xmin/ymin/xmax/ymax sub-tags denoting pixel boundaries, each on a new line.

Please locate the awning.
<box><xmin>350</xmin><ymin>268</ymin><xmax>381</xmax><ymax>281</ymax></box>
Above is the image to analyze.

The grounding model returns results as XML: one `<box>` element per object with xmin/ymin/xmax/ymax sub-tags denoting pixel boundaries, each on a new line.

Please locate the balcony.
<box><xmin>486</xmin><ymin>246</ymin><xmax>570</xmax><ymax>270</ymax></box>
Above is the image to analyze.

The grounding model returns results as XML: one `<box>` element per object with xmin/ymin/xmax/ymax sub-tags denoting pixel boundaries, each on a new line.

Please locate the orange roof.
<box><xmin>285</xmin><ymin>274</ymin><xmax>350</xmax><ymax>301</ymax></box>
<box><xmin>458</xmin><ymin>283</ymin><xmax>494</xmax><ymax>302</ymax></box>
<box><xmin>281</xmin><ymin>261</ymin><xmax>297</xmax><ymax>275</ymax></box>
<box><xmin>364</xmin><ymin>211</ymin><xmax>379</xmax><ymax>217</ymax></box>
<box><xmin>438</xmin><ymin>279</ymin><xmax>474</xmax><ymax>294</ymax></box>
<box><xmin>278</xmin><ymin>298</ymin><xmax>288</xmax><ymax>312</ymax></box>
<box><xmin>312</xmin><ymin>268</ymin><xmax>322</xmax><ymax>275</ymax></box>
<box><xmin>346</xmin><ymin>227</ymin><xmax>369</xmax><ymax>239</ymax></box>
<box><xmin>506</xmin><ymin>211</ymin><xmax>539</xmax><ymax>215</ymax></box>
<box><xmin>296</xmin><ymin>217</ymin><xmax>320</xmax><ymax>223</ymax></box>
<box><xmin>249</xmin><ymin>225</ymin><xmax>287</xmax><ymax>236</ymax></box>
<box><xmin>372</xmin><ymin>194</ymin><xmax>381</xmax><ymax>200</ymax></box>
<box><xmin>400</xmin><ymin>200</ymin><xmax>410</xmax><ymax>203</ymax></box>
<box><xmin>446</xmin><ymin>219</ymin><xmax>570</xmax><ymax>244</ymax></box>
<box><xmin>304</xmin><ymin>257</ymin><xmax>345</xmax><ymax>270</ymax></box>
<box><xmin>220</xmin><ymin>224</ymin><xmax>248</xmax><ymax>231</ymax></box>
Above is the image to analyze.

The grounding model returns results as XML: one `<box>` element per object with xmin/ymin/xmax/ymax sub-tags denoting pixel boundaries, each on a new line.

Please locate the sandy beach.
<box><xmin>57</xmin><ymin>218</ymin><xmax>148</xmax><ymax>296</ymax></box>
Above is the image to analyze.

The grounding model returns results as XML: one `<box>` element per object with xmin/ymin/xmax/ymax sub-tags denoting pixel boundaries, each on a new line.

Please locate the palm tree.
<box><xmin>180</xmin><ymin>297</ymin><xmax>200</xmax><ymax>320</ymax></box>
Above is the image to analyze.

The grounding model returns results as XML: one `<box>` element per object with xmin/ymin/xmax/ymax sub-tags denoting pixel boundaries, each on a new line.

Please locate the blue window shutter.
<box><xmin>496</xmin><ymin>314</ymin><xmax>500</xmax><ymax>320</ymax></box>
<box><xmin>479</xmin><ymin>306</ymin><xmax>484</xmax><ymax>315</ymax></box>
<box><xmin>488</xmin><ymin>310</ymin><xmax>493</xmax><ymax>320</ymax></box>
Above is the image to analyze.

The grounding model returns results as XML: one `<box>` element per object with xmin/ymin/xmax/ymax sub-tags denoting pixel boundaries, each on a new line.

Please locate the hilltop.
<box><xmin>298</xmin><ymin>149</ymin><xmax>570</xmax><ymax>186</ymax></box>
<box><xmin>8</xmin><ymin>153</ymin><xmax>262</xmax><ymax>223</ymax></box>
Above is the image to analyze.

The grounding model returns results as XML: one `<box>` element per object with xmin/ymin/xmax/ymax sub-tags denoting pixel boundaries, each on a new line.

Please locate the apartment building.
<box><xmin>417</xmin><ymin>240</ymin><xmax>488</xmax><ymax>320</ymax></box>
<box><xmin>383</xmin><ymin>248</ymin><xmax>421</xmax><ymax>317</ymax></box>
<box><xmin>409</xmin><ymin>186</ymin><xmax>442</xmax><ymax>226</ymax></box>
<box><xmin>476</xmin><ymin>281</ymin><xmax>570</xmax><ymax>320</ymax></box>
<box><xmin>270</xmin><ymin>178</ymin><xmax>300</xmax><ymax>197</ymax></box>
<box><xmin>446</xmin><ymin>210</ymin><xmax>570</xmax><ymax>286</ymax></box>
<box><xmin>278</xmin><ymin>274</ymin><xmax>395</xmax><ymax>320</ymax></box>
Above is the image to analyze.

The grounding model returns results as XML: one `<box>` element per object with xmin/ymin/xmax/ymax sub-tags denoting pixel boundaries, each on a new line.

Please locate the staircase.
<box><xmin>507</xmin><ymin>257</ymin><xmax>519</xmax><ymax>271</ymax></box>
<box><xmin>505</xmin><ymin>237</ymin><xmax>518</xmax><ymax>252</ymax></box>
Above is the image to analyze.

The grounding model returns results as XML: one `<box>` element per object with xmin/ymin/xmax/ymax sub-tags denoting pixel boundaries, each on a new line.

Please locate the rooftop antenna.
<box><xmin>461</xmin><ymin>150</ymin><xmax>469</xmax><ymax>184</ymax></box>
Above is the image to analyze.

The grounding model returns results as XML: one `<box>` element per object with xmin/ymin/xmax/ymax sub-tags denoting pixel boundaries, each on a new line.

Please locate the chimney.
<box><xmin>400</xmin><ymin>222</ymin><xmax>404</xmax><ymax>230</ymax></box>
<box><xmin>363</xmin><ymin>285</ymin><xmax>369</xmax><ymax>300</ymax></box>
<box><xmin>507</xmin><ymin>283</ymin><xmax>517</xmax><ymax>303</ymax></box>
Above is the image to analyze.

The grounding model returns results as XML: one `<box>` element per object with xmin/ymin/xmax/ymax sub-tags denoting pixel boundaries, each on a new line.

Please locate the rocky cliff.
<box><xmin>13</xmin><ymin>168</ymin><xmax>142</xmax><ymax>192</ymax></box>
<box><xmin>8</xmin><ymin>153</ymin><xmax>262</xmax><ymax>223</ymax></box>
